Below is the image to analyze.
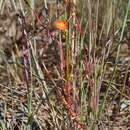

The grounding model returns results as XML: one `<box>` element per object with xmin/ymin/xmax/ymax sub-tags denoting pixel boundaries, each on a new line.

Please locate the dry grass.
<box><xmin>0</xmin><ymin>0</ymin><xmax>130</xmax><ymax>130</ymax></box>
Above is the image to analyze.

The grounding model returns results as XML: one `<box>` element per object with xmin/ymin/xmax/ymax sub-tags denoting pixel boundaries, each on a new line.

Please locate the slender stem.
<box><xmin>65</xmin><ymin>30</ymin><xmax>69</xmax><ymax>80</ymax></box>
<box><xmin>120</xmin><ymin>0</ymin><xmax>130</xmax><ymax>42</ymax></box>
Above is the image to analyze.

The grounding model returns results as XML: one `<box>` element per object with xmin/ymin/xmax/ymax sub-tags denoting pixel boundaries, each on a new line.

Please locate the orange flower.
<box><xmin>55</xmin><ymin>20</ymin><xmax>68</xmax><ymax>30</ymax></box>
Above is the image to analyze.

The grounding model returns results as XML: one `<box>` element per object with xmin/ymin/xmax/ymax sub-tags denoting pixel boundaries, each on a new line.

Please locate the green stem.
<box><xmin>65</xmin><ymin>30</ymin><xmax>69</xmax><ymax>80</ymax></box>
